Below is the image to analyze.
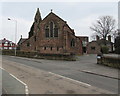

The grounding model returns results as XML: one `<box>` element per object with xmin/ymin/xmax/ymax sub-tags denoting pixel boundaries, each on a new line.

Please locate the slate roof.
<box><xmin>17</xmin><ymin>38</ymin><xmax>27</xmax><ymax>45</ymax></box>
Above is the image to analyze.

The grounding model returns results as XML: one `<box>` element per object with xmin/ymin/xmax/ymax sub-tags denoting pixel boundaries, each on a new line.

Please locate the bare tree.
<box><xmin>90</xmin><ymin>16</ymin><xmax>116</xmax><ymax>40</ymax></box>
<box><xmin>90</xmin><ymin>33</ymin><xmax>97</xmax><ymax>40</ymax></box>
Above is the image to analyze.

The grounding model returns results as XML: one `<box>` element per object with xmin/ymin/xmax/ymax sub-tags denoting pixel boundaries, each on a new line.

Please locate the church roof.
<box><xmin>42</xmin><ymin>11</ymin><xmax>65</xmax><ymax>22</ymax></box>
<box><xmin>17</xmin><ymin>38</ymin><xmax>27</xmax><ymax>45</ymax></box>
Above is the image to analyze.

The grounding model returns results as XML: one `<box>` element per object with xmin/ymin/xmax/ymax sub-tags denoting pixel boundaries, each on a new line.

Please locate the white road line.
<box><xmin>48</xmin><ymin>72</ymin><xmax>91</xmax><ymax>87</ymax></box>
<box><xmin>9</xmin><ymin>73</ymin><xmax>29</xmax><ymax>94</ymax></box>
<box><xmin>0</xmin><ymin>67</ymin><xmax>29</xmax><ymax>95</ymax></box>
<box><xmin>82</xmin><ymin>70</ymin><xmax>92</xmax><ymax>73</ymax></box>
<box><xmin>0</xmin><ymin>67</ymin><xmax>5</xmax><ymax>70</ymax></box>
<box><xmin>3</xmin><ymin>88</ymin><xmax>8</xmax><ymax>94</ymax></box>
<box><xmin>9</xmin><ymin>74</ymin><xmax>29</xmax><ymax>95</ymax></box>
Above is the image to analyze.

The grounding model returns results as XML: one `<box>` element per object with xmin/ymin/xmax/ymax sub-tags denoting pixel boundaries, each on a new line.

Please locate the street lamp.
<box><xmin>8</xmin><ymin>18</ymin><xmax>17</xmax><ymax>56</ymax></box>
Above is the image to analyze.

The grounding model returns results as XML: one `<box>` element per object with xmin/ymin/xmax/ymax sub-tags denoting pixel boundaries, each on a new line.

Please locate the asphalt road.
<box><xmin>2</xmin><ymin>69</ymin><xmax>26</xmax><ymax>94</ymax></box>
<box><xmin>2</xmin><ymin>55</ymin><xmax>118</xmax><ymax>93</ymax></box>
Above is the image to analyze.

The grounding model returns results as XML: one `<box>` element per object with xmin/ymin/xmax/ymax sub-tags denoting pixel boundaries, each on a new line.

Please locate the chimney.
<box><xmin>96</xmin><ymin>35</ymin><xmax>99</xmax><ymax>41</ymax></box>
<box><xmin>108</xmin><ymin>35</ymin><xmax>111</xmax><ymax>42</ymax></box>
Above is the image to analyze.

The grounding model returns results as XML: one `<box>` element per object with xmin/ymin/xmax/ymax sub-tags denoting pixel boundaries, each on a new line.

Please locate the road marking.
<box><xmin>48</xmin><ymin>72</ymin><xmax>91</xmax><ymax>87</ymax></box>
<box><xmin>9</xmin><ymin>74</ymin><xmax>29</xmax><ymax>95</ymax></box>
<box><xmin>0</xmin><ymin>67</ymin><xmax>5</xmax><ymax>70</ymax></box>
<box><xmin>3</xmin><ymin>88</ymin><xmax>8</xmax><ymax>94</ymax></box>
<box><xmin>82</xmin><ymin>70</ymin><xmax>92</xmax><ymax>73</ymax></box>
<box><xmin>0</xmin><ymin>67</ymin><xmax>29</xmax><ymax>95</ymax></box>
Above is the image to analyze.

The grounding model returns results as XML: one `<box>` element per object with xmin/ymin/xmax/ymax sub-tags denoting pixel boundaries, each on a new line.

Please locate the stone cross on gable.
<box><xmin>51</xmin><ymin>9</ymin><xmax>53</xmax><ymax>12</ymax></box>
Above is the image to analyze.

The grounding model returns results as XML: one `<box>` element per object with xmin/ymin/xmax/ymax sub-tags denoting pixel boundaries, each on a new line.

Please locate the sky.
<box><xmin>0</xmin><ymin>1</ymin><xmax>118</xmax><ymax>43</ymax></box>
<box><xmin>118</xmin><ymin>1</ymin><xmax>120</xmax><ymax>29</ymax></box>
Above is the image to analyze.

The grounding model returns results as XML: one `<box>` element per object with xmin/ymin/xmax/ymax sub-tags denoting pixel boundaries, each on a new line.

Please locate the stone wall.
<box><xmin>87</xmin><ymin>41</ymin><xmax>101</xmax><ymax>54</ymax></box>
<box><xmin>97</xmin><ymin>54</ymin><xmax>120</xmax><ymax>69</ymax></box>
<box><xmin>20</xmin><ymin>11</ymin><xmax>83</xmax><ymax>55</ymax></box>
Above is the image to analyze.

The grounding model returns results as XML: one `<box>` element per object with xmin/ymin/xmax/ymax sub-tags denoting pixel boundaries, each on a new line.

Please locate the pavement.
<box><xmin>2</xmin><ymin>69</ymin><xmax>27</xmax><ymax>94</ymax></box>
<box><xmin>0</xmin><ymin>68</ymin><xmax>2</xmax><ymax>95</ymax></box>
<box><xmin>2</xmin><ymin>57</ymin><xmax>114</xmax><ymax>94</ymax></box>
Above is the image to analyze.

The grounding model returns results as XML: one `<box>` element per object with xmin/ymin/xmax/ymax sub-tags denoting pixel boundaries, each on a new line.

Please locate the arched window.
<box><xmin>57</xmin><ymin>47</ymin><xmax>59</xmax><ymax>51</ymax></box>
<box><xmin>71</xmin><ymin>39</ymin><xmax>75</xmax><ymax>47</ymax></box>
<box><xmin>45</xmin><ymin>21</ymin><xmax>58</xmax><ymax>38</ymax></box>
<box><xmin>50</xmin><ymin>47</ymin><xmax>52</xmax><ymax>51</ymax></box>
<box><xmin>34</xmin><ymin>36</ymin><xmax>37</xmax><ymax>41</ymax></box>
<box><xmin>27</xmin><ymin>42</ymin><xmax>30</xmax><ymax>47</ymax></box>
<box><xmin>45</xmin><ymin>26</ymin><xmax>49</xmax><ymax>37</ymax></box>
<box><xmin>54</xmin><ymin>25</ymin><xmax>58</xmax><ymax>37</ymax></box>
<box><xmin>50</xmin><ymin>22</ymin><xmax>53</xmax><ymax>37</ymax></box>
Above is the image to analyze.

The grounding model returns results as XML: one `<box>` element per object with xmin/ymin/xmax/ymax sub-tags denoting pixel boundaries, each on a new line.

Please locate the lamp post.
<box><xmin>8</xmin><ymin>18</ymin><xmax>17</xmax><ymax>56</ymax></box>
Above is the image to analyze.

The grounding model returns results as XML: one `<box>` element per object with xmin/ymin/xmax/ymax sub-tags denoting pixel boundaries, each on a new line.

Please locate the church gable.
<box><xmin>38</xmin><ymin>11</ymin><xmax>67</xmax><ymax>40</ymax></box>
<box><xmin>19</xmin><ymin>9</ymin><xmax>83</xmax><ymax>55</ymax></box>
<box><xmin>44</xmin><ymin>21</ymin><xmax>59</xmax><ymax>38</ymax></box>
<box><xmin>42</xmin><ymin>11</ymin><xmax>65</xmax><ymax>23</ymax></box>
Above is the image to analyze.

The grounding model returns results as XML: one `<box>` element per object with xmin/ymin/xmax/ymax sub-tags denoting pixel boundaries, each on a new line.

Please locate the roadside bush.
<box><xmin>101</xmin><ymin>46</ymin><xmax>109</xmax><ymax>54</ymax></box>
<box><xmin>102</xmin><ymin>56</ymin><xmax>120</xmax><ymax>69</ymax></box>
<box><xmin>2</xmin><ymin>50</ymin><xmax>76</xmax><ymax>61</ymax></box>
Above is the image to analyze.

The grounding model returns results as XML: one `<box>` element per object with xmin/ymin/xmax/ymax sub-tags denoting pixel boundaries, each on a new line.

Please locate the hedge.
<box><xmin>2</xmin><ymin>50</ymin><xmax>76</xmax><ymax>61</ymax></box>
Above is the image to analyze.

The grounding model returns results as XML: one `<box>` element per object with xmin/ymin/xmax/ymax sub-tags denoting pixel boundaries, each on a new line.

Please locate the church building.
<box><xmin>18</xmin><ymin>8</ymin><xmax>83</xmax><ymax>55</ymax></box>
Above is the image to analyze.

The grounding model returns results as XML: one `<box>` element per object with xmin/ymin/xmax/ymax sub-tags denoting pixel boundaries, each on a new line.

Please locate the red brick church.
<box><xmin>18</xmin><ymin>8</ymin><xmax>83</xmax><ymax>55</ymax></box>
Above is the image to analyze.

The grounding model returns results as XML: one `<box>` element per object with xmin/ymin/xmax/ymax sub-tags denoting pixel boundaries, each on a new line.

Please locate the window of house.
<box><xmin>34</xmin><ymin>47</ymin><xmax>36</xmax><ymax>51</ymax></box>
<box><xmin>9</xmin><ymin>42</ymin><xmax>12</xmax><ymax>46</ymax></box>
<box><xmin>4</xmin><ymin>42</ymin><xmax>8</xmax><ymax>46</ymax></box>
<box><xmin>71</xmin><ymin>39</ymin><xmax>75</xmax><ymax>47</ymax></box>
<box><xmin>51</xmin><ymin>47</ymin><xmax>52</xmax><ymax>51</ymax></box>
<box><xmin>57</xmin><ymin>47</ymin><xmax>59</xmax><ymax>51</ymax></box>
<box><xmin>50</xmin><ymin>22</ymin><xmax>54</xmax><ymax>37</ymax></box>
<box><xmin>91</xmin><ymin>46</ymin><xmax>95</xmax><ymax>50</ymax></box>
<box><xmin>34</xmin><ymin>36</ymin><xmax>37</xmax><ymax>41</ymax></box>
<box><xmin>45</xmin><ymin>26</ymin><xmax>49</xmax><ymax>37</ymax></box>
<box><xmin>27</xmin><ymin>42</ymin><xmax>30</xmax><ymax>47</ymax></box>
<box><xmin>45</xmin><ymin>21</ymin><xmax>58</xmax><ymax>38</ymax></box>
<box><xmin>44</xmin><ymin>47</ymin><xmax>46</xmax><ymax>50</ymax></box>
<box><xmin>4</xmin><ymin>47</ymin><xmax>8</xmax><ymax>49</ymax></box>
<box><xmin>54</xmin><ymin>26</ymin><xmax>58</xmax><ymax>37</ymax></box>
<box><xmin>9</xmin><ymin>47</ymin><xmax>12</xmax><ymax>49</ymax></box>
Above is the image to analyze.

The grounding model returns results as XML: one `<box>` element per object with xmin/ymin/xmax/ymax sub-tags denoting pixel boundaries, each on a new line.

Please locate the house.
<box><xmin>87</xmin><ymin>35</ymin><xmax>113</xmax><ymax>54</ymax></box>
<box><xmin>18</xmin><ymin>8</ymin><xmax>83</xmax><ymax>55</ymax></box>
<box><xmin>17</xmin><ymin>35</ymin><xmax>27</xmax><ymax>50</ymax></box>
<box><xmin>0</xmin><ymin>38</ymin><xmax>16</xmax><ymax>50</ymax></box>
<box><xmin>77</xmin><ymin>36</ymin><xmax>89</xmax><ymax>53</ymax></box>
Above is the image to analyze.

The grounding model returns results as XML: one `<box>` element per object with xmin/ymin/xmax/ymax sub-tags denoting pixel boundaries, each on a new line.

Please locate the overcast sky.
<box><xmin>1</xmin><ymin>2</ymin><xmax>118</xmax><ymax>43</ymax></box>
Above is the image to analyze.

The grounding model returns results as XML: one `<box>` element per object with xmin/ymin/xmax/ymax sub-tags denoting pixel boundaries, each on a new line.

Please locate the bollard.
<box><xmin>97</xmin><ymin>53</ymin><xmax>103</xmax><ymax>64</ymax></box>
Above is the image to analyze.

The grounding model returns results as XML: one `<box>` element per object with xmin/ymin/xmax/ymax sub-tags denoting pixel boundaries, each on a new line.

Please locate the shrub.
<box><xmin>101</xmin><ymin>46</ymin><xmax>109</xmax><ymax>54</ymax></box>
<box><xmin>115</xmin><ymin>34</ymin><xmax>120</xmax><ymax>54</ymax></box>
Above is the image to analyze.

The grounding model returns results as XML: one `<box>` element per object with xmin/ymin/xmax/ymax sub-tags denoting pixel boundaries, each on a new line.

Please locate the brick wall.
<box><xmin>87</xmin><ymin>41</ymin><xmax>101</xmax><ymax>54</ymax></box>
<box><xmin>20</xmin><ymin>11</ymin><xmax>83</xmax><ymax>55</ymax></box>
